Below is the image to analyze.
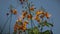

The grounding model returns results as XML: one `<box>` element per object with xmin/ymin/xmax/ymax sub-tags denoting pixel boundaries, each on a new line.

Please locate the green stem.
<box><xmin>27</xmin><ymin>1</ymin><xmax>34</xmax><ymax>34</ymax></box>
<box><xmin>9</xmin><ymin>13</ymin><xmax>12</xmax><ymax>34</ymax></box>
<box><xmin>41</xmin><ymin>18</ymin><xmax>43</xmax><ymax>34</ymax></box>
<box><xmin>25</xmin><ymin>31</ymin><xmax>26</xmax><ymax>34</ymax></box>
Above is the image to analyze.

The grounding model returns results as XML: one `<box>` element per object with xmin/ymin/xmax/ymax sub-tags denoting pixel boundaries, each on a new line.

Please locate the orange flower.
<box><xmin>22</xmin><ymin>21</ymin><xmax>28</xmax><ymax>31</ymax></box>
<box><xmin>35</xmin><ymin>16</ymin><xmax>40</xmax><ymax>22</ymax></box>
<box><xmin>22</xmin><ymin>11</ymin><xmax>27</xmax><ymax>16</ymax></box>
<box><xmin>23</xmin><ymin>23</ymin><xmax>27</xmax><ymax>26</ymax></box>
<box><xmin>17</xmin><ymin>25</ymin><xmax>23</xmax><ymax>30</ymax></box>
<box><xmin>27</xmin><ymin>14</ymin><xmax>32</xmax><ymax>20</ymax></box>
<box><xmin>36</xmin><ymin>10</ymin><xmax>44</xmax><ymax>16</ymax></box>
<box><xmin>17</xmin><ymin>25</ymin><xmax>20</xmax><ymax>30</ymax></box>
<box><xmin>23</xmin><ymin>21</ymin><xmax>28</xmax><ymax>26</ymax></box>
<box><xmin>22</xmin><ymin>11</ymin><xmax>27</xmax><ymax>19</ymax></box>
<box><xmin>23</xmin><ymin>25</ymin><xmax>26</xmax><ymax>28</ymax></box>
<box><xmin>11</xmin><ymin>9</ymin><xmax>17</xmax><ymax>15</ymax></box>
<box><xmin>30</xmin><ymin>6</ymin><xmax>34</xmax><ymax>11</ymax></box>
<box><xmin>35</xmin><ymin>16</ymin><xmax>39</xmax><ymax>20</ymax></box>
<box><xmin>14</xmin><ymin>23</ymin><xmax>18</xmax><ymax>32</ymax></box>
<box><xmin>45</xmin><ymin>12</ymin><xmax>51</xmax><ymax>19</ymax></box>
<box><xmin>22</xmin><ymin>26</ymin><xmax>26</xmax><ymax>31</ymax></box>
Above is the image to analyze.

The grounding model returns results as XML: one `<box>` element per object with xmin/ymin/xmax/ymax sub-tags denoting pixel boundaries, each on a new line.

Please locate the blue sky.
<box><xmin>0</xmin><ymin>0</ymin><xmax>60</xmax><ymax>34</ymax></box>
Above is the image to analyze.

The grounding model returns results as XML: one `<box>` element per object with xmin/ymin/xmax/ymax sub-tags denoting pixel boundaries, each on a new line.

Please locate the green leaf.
<box><xmin>28</xmin><ymin>28</ymin><xmax>33</xmax><ymax>34</ymax></box>
<box><xmin>33</xmin><ymin>28</ymin><xmax>39</xmax><ymax>34</ymax></box>
<box><xmin>40</xmin><ymin>20</ymin><xmax>54</xmax><ymax>27</ymax></box>
<box><xmin>13</xmin><ymin>31</ymin><xmax>17</xmax><ymax>34</ymax></box>
<box><xmin>28</xmin><ymin>30</ymin><xmax>34</xmax><ymax>34</ymax></box>
<box><xmin>43</xmin><ymin>30</ymin><xmax>50</xmax><ymax>34</ymax></box>
<box><xmin>48</xmin><ymin>23</ymin><xmax>53</xmax><ymax>27</ymax></box>
<box><xmin>46</xmin><ymin>23</ymin><xmax>50</xmax><ymax>27</ymax></box>
<box><xmin>43</xmin><ymin>30</ymin><xmax>53</xmax><ymax>34</ymax></box>
<box><xmin>44</xmin><ymin>23</ymin><xmax>53</xmax><ymax>27</ymax></box>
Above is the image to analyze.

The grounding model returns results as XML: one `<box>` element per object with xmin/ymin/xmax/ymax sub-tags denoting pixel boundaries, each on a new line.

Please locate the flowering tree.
<box><xmin>0</xmin><ymin>0</ymin><xmax>53</xmax><ymax>34</ymax></box>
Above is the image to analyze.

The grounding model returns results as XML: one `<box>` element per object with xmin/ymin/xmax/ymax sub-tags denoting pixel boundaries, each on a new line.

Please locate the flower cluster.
<box><xmin>14</xmin><ymin>18</ymin><xmax>28</xmax><ymax>32</ymax></box>
<box><xmin>12</xmin><ymin>0</ymin><xmax>53</xmax><ymax>34</ymax></box>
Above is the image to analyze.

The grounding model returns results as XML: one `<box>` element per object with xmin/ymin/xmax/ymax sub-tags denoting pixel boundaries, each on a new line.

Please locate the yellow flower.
<box><xmin>22</xmin><ymin>26</ymin><xmax>26</xmax><ymax>31</ymax></box>
<box><xmin>23</xmin><ymin>23</ymin><xmax>27</xmax><ymax>26</ymax></box>
<box><xmin>22</xmin><ymin>27</ymin><xmax>26</xmax><ymax>31</ymax></box>
<box><xmin>36</xmin><ymin>10</ymin><xmax>44</xmax><ymax>16</ymax></box>
<box><xmin>35</xmin><ymin>16</ymin><xmax>40</xmax><ymax>22</ymax></box>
